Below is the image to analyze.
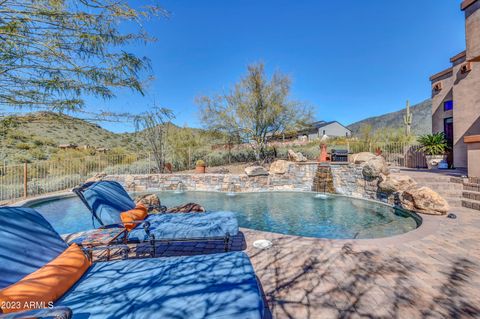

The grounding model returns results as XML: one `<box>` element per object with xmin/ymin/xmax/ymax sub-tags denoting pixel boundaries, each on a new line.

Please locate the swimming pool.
<box><xmin>28</xmin><ymin>191</ymin><xmax>420</xmax><ymax>239</ymax></box>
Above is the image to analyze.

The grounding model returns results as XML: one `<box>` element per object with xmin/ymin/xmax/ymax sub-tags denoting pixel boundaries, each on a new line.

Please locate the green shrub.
<box><xmin>12</xmin><ymin>153</ymin><xmax>32</xmax><ymax>163</ymax></box>
<box><xmin>418</xmin><ymin>133</ymin><xmax>448</xmax><ymax>155</ymax></box>
<box><xmin>29</xmin><ymin>149</ymin><xmax>48</xmax><ymax>160</ymax></box>
<box><xmin>16</xmin><ymin>143</ymin><xmax>32</xmax><ymax>150</ymax></box>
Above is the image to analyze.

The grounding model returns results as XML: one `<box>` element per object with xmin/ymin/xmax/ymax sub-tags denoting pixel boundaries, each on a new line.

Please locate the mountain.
<box><xmin>347</xmin><ymin>99</ymin><xmax>432</xmax><ymax>136</ymax></box>
<box><xmin>0</xmin><ymin>112</ymin><xmax>146</xmax><ymax>163</ymax></box>
<box><xmin>0</xmin><ymin>111</ymin><xmax>220</xmax><ymax>164</ymax></box>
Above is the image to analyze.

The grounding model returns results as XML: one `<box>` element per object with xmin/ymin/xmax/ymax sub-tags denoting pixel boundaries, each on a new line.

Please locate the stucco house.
<box><xmin>297</xmin><ymin>121</ymin><xmax>352</xmax><ymax>141</ymax></box>
<box><xmin>430</xmin><ymin>0</ymin><xmax>480</xmax><ymax>177</ymax></box>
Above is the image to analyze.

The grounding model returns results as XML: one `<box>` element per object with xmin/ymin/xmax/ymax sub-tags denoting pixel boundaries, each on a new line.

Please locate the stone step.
<box><xmin>468</xmin><ymin>177</ymin><xmax>480</xmax><ymax>184</ymax></box>
<box><xmin>464</xmin><ymin>182</ymin><xmax>480</xmax><ymax>192</ymax></box>
<box><xmin>462</xmin><ymin>198</ymin><xmax>480</xmax><ymax>211</ymax></box>
<box><xmin>463</xmin><ymin>191</ymin><xmax>480</xmax><ymax>202</ymax></box>
<box><xmin>443</xmin><ymin>197</ymin><xmax>463</xmax><ymax>207</ymax></box>
<box><xmin>450</xmin><ymin>177</ymin><xmax>466</xmax><ymax>184</ymax></box>
<box><xmin>413</xmin><ymin>177</ymin><xmax>456</xmax><ymax>183</ymax></box>
<box><xmin>416</xmin><ymin>183</ymin><xmax>464</xmax><ymax>191</ymax></box>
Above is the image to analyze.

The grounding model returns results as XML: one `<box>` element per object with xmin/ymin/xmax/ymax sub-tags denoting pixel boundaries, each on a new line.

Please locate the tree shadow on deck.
<box><xmin>249</xmin><ymin>237</ymin><xmax>480</xmax><ymax>319</ymax></box>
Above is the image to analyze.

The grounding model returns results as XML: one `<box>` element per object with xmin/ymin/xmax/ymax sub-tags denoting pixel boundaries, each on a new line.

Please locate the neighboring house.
<box><xmin>297</xmin><ymin>121</ymin><xmax>352</xmax><ymax>141</ymax></box>
<box><xmin>430</xmin><ymin>0</ymin><xmax>480</xmax><ymax>177</ymax></box>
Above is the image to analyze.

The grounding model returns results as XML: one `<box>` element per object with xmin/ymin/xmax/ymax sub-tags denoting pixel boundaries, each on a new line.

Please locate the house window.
<box><xmin>322</xmin><ymin>130</ymin><xmax>326</xmax><ymax>135</ymax></box>
<box><xmin>444</xmin><ymin>100</ymin><xmax>453</xmax><ymax>111</ymax></box>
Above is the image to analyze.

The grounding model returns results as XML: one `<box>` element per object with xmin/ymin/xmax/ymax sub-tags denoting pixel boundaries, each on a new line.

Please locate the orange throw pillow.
<box><xmin>120</xmin><ymin>204</ymin><xmax>148</xmax><ymax>231</ymax></box>
<box><xmin>0</xmin><ymin>244</ymin><xmax>90</xmax><ymax>314</ymax></box>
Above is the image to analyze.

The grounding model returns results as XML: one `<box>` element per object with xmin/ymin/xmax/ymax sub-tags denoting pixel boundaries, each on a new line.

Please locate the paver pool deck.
<box><xmin>126</xmin><ymin>204</ymin><xmax>480</xmax><ymax>318</ymax></box>
<box><xmin>243</xmin><ymin>205</ymin><xmax>480</xmax><ymax>319</ymax></box>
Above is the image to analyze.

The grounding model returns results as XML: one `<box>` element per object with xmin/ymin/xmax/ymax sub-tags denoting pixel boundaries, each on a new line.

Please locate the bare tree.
<box><xmin>197</xmin><ymin>63</ymin><xmax>312</xmax><ymax>160</ymax></box>
<box><xmin>134</xmin><ymin>107</ymin><xmax>174</xmax><ymax>173</ymax></box>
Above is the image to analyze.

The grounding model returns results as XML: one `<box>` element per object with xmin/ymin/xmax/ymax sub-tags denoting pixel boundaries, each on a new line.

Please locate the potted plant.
<box><xmin>417</xmin><ymin>133</ymin><xmax>448</xmax><ymax>169</ymax></box>
<box><xmin>195</xmin><ymin>159</ymin><xmax>206</xmax><ymax>173</ymax></box>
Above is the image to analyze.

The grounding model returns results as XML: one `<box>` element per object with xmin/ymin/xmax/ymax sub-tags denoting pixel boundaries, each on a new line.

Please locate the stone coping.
<box><xmin>13</xmin><ymin>189</ymin><xmax>448</xmax><ymax>248</ymax></box>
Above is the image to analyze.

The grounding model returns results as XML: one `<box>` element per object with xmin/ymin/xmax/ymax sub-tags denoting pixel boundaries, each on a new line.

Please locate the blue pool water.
<box><xmin>29</xmin><ymin>191</ymin><xmax>420</xmax><ymax>239</ymax></box>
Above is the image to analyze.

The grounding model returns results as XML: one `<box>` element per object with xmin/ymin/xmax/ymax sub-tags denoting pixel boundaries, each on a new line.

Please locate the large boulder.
<box><xmin>401</xmin><ymin>187</ymin><xmax>449</xmax><ymax>215</ymax></box>
<box><xmin>134</xmin><ymin>193</ymin><xmax>162</xmax><ymax>212</ymax></box>
<box><xmin>287</xmin><ymin>149</ymin><xmax>307</xmax><ymax>162</ymax></box>
<box><xmin>378</xmin><ymin>174</ymin><xmax>417</xmax><ymax>194</ymax></box>
<box><xmin>349</xmin><ymin>152</ymin><xmax>376</xmax><ymax>164</ymax></box>
<box><xmin>269</xmin><ymin>160</ymin><xmax>292</xmax><ymax>174</ymax></box>
<box><xmin>245</xmin><ymin>166</ymin><xmax>269</xmax><ymax>177</ymax></box>
<box><xmin>166</xmin><ymin>203</ymin><xmax>206</xmax><ymax>213</ymax></box>
<box><xmin>362</xmin><ymin>156</ymin><xmax>389</xmax><ymax>178</ymax></box>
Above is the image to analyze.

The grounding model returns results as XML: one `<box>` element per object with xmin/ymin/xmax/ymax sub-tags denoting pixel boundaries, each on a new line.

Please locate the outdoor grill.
<box><xmin>331</xmin><ymin>149</ymin><xmax>349</xmax><ymax>162</ymax></box>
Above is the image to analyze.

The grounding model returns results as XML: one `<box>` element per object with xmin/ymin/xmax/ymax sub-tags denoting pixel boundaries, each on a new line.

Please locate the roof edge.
<box><xmin>461</xmin><ymin>0</ymin><xmax>478</xmax><ymax>10</ymax></box>
<box><xmin>450</xmin><ymin>51</ymin><xmax>467</xmax><ymax>63</ymax></box>
<box><xmin>429</xmin><ymin>67</ymin><xmax>453</xmax><ymax>82</ymax></box>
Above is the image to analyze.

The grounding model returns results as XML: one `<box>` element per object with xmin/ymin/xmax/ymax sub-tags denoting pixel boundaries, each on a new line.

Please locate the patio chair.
<box><xmin>72</xmin><ymin>181</ymin><xmax>238</xmax><ymax>253</ymax></box>
<box><xmin>0</xmin><ymin>207</ymin><xmax>264</xmax><ymax>319</ymax></box>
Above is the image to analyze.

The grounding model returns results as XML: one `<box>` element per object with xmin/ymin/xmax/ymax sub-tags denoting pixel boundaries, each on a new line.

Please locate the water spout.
<box><xmin>174</xmin><ymin>181</ymin><xmax>186</xmax><ymax>194</ymax></box>
<box><xmin>226</xmin><ymin>182</ymin><xmax>236</xmax><ymax>196</ymax></box>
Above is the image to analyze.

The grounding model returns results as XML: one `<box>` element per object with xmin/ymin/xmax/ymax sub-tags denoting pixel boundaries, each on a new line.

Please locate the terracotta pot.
<box><xmin>195</xmin><ymin>165</ymin><xmax>206</xmax><ymax>174</ymax></box>
<box><xmin>425</xmin><ymin>155</ymin><xmax>447</xmax><ymax>169</ymax></box>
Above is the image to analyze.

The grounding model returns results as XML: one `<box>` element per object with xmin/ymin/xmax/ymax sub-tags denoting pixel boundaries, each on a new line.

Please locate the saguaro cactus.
<box><xmin>403</xmin><ymin>100</ymin><xmax>413</xmax><ymax>136</ymax></box>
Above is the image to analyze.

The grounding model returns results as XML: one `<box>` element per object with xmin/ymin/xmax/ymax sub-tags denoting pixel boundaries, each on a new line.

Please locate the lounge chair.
<box><xmin>0</xmin><ymin>207</ymin><xmax>264</xmax><ymax>319</ymax></box>
<box><xmin>72</xmin><ymin>181</ymin><xmax>238</xmax><ymax>253</ymax></box>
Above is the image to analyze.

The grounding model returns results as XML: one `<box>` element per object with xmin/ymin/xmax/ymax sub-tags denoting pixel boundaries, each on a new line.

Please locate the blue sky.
<box><xmin>83</xmin><ymin>0</ymin><xmax>466</xmax><ymax>133</ymax></box>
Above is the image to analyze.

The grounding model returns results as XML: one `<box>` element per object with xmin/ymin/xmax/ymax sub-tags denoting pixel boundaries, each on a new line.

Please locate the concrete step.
<box><xmin>463</xmin><ymin>191</ymin><xmax>480</xmax><ymax>202</ymax></box>
<box><xmin>462</xmin><ymin>198</ymin><xmax>480</xmax><ymax>211</ymax></box>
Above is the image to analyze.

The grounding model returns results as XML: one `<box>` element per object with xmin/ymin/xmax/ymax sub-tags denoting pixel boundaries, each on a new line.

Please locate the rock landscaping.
<box><xmin>102</xmin><ymin>152</ymin><xmax>450</xmax><ymax>216</ymax></box>
<box><xmin>332</xmin><ymin>152</ymin><xmax>449</xmax><ymax>215</ymax></box>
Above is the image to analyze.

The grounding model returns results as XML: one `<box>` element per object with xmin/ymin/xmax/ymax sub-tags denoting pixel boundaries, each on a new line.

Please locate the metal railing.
<box><xmin>0</xmin><ymin>141</ymin><xmax>427</xmax><ymax>204</ymax></box>
<box><xmin>0</xmin><ymin>153</ymin><xmax>152</xmax><ymax>204</ymax></box>
<box><xmin>344</xmin><ymin>141</ymin><xmax>427</xmax><ymax>168</ymax></box>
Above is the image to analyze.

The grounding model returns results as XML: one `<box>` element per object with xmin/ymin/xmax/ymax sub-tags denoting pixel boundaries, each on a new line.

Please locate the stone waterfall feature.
<box><xmin>311</xmin><ymin>164</ymin><xmax>335</xmax><ymax>193</ymax></box>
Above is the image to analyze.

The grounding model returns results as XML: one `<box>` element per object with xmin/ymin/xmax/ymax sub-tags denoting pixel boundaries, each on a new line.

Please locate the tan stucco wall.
<box><xmin>467</xmin><ymin>142</ymin><xmax>480</xmax><ymax>177</ymax></box>
<box><xmin>431</xmin><ymin>73</ymin><xmax>454</xmax><ymax>135</ymax></box>
<box><xmin>430</xmin><ymin>0</ymin><xmax>480</xmax><ymax>169</ymax></box>
<box><xmin>452</xmin><ymin>61</ymin><xmax>480</xmax><ymax>168</ymax></box>
<box><xmin>466</xmin><ymin>1</ymin><xmax>480</xmax><ymax>61</ymax></box>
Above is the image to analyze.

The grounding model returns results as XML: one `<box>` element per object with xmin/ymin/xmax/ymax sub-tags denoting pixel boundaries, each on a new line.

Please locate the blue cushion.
<box><xmin>128</xmin><ymin>211</ymin><xmax>239</xmax><ymax>242</ymax></box>
<box><xmin>81</xmin><ymin>181</ymin><xmax>135</xmax><ymax>225</ymax></box>
<box><xmin>57</xmin><ymin>252</ymin><xmax>264</xmax><ymax>319</ymax></box>
<box><xmin>0</xmin><ymin>207</ymin><xmax>68</xmax><ymax>289</ymax></box>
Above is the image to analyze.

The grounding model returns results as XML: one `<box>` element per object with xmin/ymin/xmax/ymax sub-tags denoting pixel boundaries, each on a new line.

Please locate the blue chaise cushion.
<box><xmin>57</xmin><ymin>251</ymin><xmax>264</xmax><ymax>319</ymax></box>
<box><xmin>81</xmin><ymin>181</ymin><xmax>135</xmax><ymax>226</ymax></box>
<box><xmin>0</xmin><ymin>207</ymin><xmax>68</xmax><ymax>289</ymax></box>
<box><xmin>128</xmin><ymin>211</ymin><xmax>239</xmax><ymax>241</ymax></box>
